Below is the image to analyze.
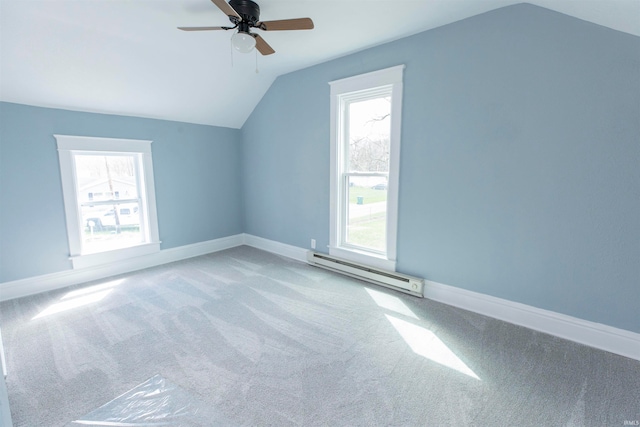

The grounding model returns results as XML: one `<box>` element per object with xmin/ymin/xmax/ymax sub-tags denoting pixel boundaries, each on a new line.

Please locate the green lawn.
<box><xmin>85</xmin><ymin>225</ymin><xmax>139</xmax><ymax>233</ymax></box>
<box><xmin>347</xmin><ymin>214</ymin><xmax>386</xmax><ymax>251</ymax></box>
<box><xmin>348</xmin><ymin>186</ymin><xmax>387</xmax><ymax>205</ymax></box>
<box><xmin>84</xmin><ymin>226</ymin><xmax>140</xmax><ymax>239</ymax></box>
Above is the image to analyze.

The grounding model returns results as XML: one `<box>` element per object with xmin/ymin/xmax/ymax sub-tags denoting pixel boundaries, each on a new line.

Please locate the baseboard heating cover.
<box><xmin>307</xmin><ymin>251</ymin><xmax>424</xmax><ymax>297</ymax></box>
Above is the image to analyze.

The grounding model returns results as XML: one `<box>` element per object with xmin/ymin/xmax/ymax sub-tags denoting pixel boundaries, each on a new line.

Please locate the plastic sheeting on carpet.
<box><xmin>70</xmin><ymin>374</ymin><xmax>227</xmax><ymax>426</ymax></box>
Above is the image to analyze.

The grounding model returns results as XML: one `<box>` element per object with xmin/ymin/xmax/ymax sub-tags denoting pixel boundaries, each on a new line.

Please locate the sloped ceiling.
<box><xmin>1</xmin><ymin>0</ymin><xmax>638</xmax><ymax>129</ymax></box>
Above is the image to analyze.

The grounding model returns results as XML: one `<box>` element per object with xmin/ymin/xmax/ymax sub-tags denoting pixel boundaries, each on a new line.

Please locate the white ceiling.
<box><xmin>1</xmin><ymin>0</ymin><xmax>638</xmax><ymax>129</ymax></box>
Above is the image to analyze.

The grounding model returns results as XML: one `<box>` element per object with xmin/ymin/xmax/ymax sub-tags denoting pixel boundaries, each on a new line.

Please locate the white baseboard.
<box><xmin>0</xmin><ymin>234</ymin><xmax>244</xmax><ymax>302</ymax></box>
<box><xmin>242</xmin><ymin>234</ymin><xmax>308</xmax><ymax>263</ymax></box>
<box><xmin>2</xmin><ymin>233</ymin><xmax>638</xmax><ymax>361</ymax></box>
<box><xmin>425</xmin><ymin>280</ymin><xmax>640</xmax><ymax>361</ymax></box>
<box><xmin>240</xmin><ymin>235</ymin><xmax>640</xmax><ymax>361</ymax></box>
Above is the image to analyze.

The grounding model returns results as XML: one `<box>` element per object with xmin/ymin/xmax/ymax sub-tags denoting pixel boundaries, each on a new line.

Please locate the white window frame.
<box><xmin>55</xmin><ymin>135</ymin><xmax>161</xmax><ymax>270</ymax></box>
<box><xmin>329</xmin><ymin>65</ymin><xmax>405</xmax><ymax>271</ymax></box>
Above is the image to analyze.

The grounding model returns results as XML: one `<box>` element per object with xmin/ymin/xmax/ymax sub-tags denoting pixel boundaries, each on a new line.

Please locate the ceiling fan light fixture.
<box><xmin>231</xmin><ymin>31</ymin><xmax>256</xmax><ymax>53</ymax></box>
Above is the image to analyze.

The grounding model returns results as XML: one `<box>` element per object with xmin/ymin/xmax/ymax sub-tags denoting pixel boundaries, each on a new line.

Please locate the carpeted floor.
<box><xmin>1</xmin><ymin>246</ymin><xmax>638</xmax><ymax>426</ymax></box>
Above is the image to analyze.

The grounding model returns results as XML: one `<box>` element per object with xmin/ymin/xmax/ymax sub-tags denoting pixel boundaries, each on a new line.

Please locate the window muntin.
<box><xmin>329</xmin><ymin>65</ymin><xmax>404</xmax><ymax>271</ymax></box>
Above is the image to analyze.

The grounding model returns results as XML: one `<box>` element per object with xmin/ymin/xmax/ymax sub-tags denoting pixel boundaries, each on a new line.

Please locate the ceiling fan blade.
<box><xmin>210</xmin><ymin>0</ymin><xmax>241</xmax><ymax>19</ymax></box>
<box><xmin>178</xmin><ymin>26</ymin><xmax>227</xmax><ymax>31</ymax></box>
<box><xmin>257</xmin><ymin>18</ymin><xmax>314</xmax><ymax>31</ymax></box>
<box><xmin>254</xmin><ymin>34</ymin><xmax>275</xmax><ymax>55</ymax></box>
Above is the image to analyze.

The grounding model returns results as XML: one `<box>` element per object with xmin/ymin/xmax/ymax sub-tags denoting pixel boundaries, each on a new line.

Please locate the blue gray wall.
<box><xmin>1</xmin><ymin>4</ymin><xmax>638</xmax><ymax>334</ymax></box>
<box><xmin>0</xmin><ymin>102</ymin><xmax>243</xmax><ymax>282</ymax></box>
<box><xmin>242</xmin><ymin>4</ymin><xmax>640</xmax><ymax>333</ymax></box>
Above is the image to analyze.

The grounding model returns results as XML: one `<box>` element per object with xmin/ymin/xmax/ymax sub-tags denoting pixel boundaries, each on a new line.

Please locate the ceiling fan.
<box><xmin>178</xmin><ymin>0</ymin><xmax>314</xmax><ymax>55</ymax></box>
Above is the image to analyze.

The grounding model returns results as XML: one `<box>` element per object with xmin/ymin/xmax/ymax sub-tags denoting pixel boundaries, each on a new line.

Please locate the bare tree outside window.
<box><xmin>345</xmin><ymin>96</ymin><xmax>391</xmax><ymax>251</ymax></box>
<box><xmin>349</xmin><ymin>96</ymin><xmax>391</xmax><ymax>174</ymax></box>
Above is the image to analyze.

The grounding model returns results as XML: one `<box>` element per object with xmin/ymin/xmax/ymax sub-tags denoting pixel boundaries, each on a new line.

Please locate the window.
<box><xmin>329</xmin><ymin>65</ymin><xmax>404</xmax><ymax>271</ymax></box>
<box><xmin>55</xmin><ymin>135</ymin><xmax>160</xmax><ymax>269</ymax></box>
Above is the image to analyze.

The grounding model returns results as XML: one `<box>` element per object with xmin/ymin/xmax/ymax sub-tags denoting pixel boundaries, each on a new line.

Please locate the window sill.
<box><xmin>329</xmin><ymin>246</ymin><xmax>396</xmax><ymax>272</ymax></box>
<box><xmin>71</xmin><ymin>242</ymin><xmax>161</xmax><ymax>270</ymax></box>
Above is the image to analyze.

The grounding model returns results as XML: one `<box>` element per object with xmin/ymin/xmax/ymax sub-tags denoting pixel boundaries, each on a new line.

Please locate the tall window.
<box><xmin>329</xmin><ymin>65</ymin><xmax>404</xmax><ymax>271</ymax></box>
<box><xmin>55</xmin><ymin>135</ymin><xmax>160</xmax><ymax>269</ymax></box>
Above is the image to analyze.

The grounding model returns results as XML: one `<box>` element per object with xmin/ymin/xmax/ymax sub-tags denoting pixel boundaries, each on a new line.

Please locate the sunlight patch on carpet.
<box><xmin>386</xmin><ymin>315</ymin><xmax>480</xmax><ymax>380</ymax></box>
<box><xmin>32</xmin><ymin>279</ymin><xmax>124</xmax><ymax>320</ymax></box>
<box><xmin>365</xmin><ymin>287</ymin><xmax>418</xmax><ymax>319</ymax></box>
<box><xmin>365</xmin><ymin>286</ymin><xmax>479</xmax><ymax>380</ymax></box>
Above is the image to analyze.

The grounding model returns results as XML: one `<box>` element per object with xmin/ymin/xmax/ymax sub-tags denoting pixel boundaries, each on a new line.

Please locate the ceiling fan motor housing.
<box><xmin>229</xmin><ymin>0</ymin><xmax>261</xmax><ymax>26</ymax></box>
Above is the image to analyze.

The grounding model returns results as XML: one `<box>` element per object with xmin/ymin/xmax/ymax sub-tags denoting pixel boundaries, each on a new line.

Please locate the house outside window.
<box><xmin>329</xmin><ymin>65</ymin><xmax>405</xmax><ymax>271</ymax></box>
<box><xmin>55</xmin><ymin>135</ymin><xmax>160</xmax><ymax>269</ymax></box>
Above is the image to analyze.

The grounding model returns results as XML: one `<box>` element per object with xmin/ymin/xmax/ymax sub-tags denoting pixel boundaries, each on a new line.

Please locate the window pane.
<box><xmin>75</xmin><ymin>155</ymin><xmax>138</xmax><ymax>203</ymax></box>
<box><xmin>346</xmin><ymin>176</ymin><xmax>387</xmax><ymax>252</ymax></box>
<box><xmin>75</xmin><ymin>154</ymin><xmax>143</xmax><ymax>255</ymax></box>
<box><xmin>82</xmin><ymin>202</ymin><xmax>142</xmax><ymax>254</ymax></box>
<box><xmin>348</xmin><ymin>97</ymin><xmax>391</xmax><ymax>173</ymax></box>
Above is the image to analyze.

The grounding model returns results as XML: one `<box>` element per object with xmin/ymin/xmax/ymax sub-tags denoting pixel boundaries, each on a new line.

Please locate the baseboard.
<box><xmin>0</xmin><ymin>234</ymin><xmax>244</xmax><ymax>302</ymax></box>
<box><xmin>2</xmin><ymin>234</ymin><xmax>638</xmax><ymax>361</ymax></box>
<box><xmin>425</xmin><ymin>280</ymin><xmax>640</xmax><ymax>361</ymax></box>
<box><xmin>241</xmin><ymin>235</ymin><xmax>640</xmax><ymax>361</ymax></box>
<box><xmin>242</xmin><ymin>234</ymin><xmax>308</xmax><ymax>263</ymax></box>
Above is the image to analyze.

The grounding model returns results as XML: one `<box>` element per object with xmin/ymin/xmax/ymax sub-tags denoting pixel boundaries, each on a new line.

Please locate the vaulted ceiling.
<box><xmin>1</xmin><ymin>0</ymin><xmax>638</xmax><ymax>129</ymax></box>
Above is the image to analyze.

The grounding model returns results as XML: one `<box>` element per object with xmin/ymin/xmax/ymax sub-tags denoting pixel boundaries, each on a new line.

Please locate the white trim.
<box><xmin>424</xmin><ymin>280</ymin><xmax>640</xmax><ymax>362</ymax></box>
<box><xmin>54</xmin><ymin>134</ymin><xmax>161</xmax><ymax>267</ymax></box>
<box><xmin>70</xmin><ymin>242</ymin><xmax>161</xmax><ymax>270</ymax></box>
<box><xmin>246</xmin><ymin>236</ymin><xmax>639</xmax><ymax>362</ymax></box>
<box><xmin>242</xmin><ymin>234</ymin><xmax>308</xmax><ymax>262</ymax></box>
<box><xmin>329</xmin><ymin>65</ymin><xmax>405</xmax><ymax>93</ymax></box>
<box><xmin>328</xmin><ymin>246</ymin><xmax>396</xmax><ymax>272</ymax></box>
<box><xmin>386</xmin><ymin>72</ymin><xmax>403</xmax><ymax>262</ymax></box>
<box><xmin>329</xmin><ymin>79</ymin><xmax>340</xmax><ymax>256</ymax></box>
<box><xmin>0</xmin><ymin>235</ymin><xmax>243</xmax><ymax>302</ymax></box>
<box><xmin>57</xmin><ymin>147</ymin><xmax>83</xmax><ymax>255</ymax></box>
<box><xmin>55</xmin><ymin>135</ymin><xmax>153</xmax><ymax>153</ymax></box>
<box><xmin>140</xmin><ymin>148</ymin><xmax>160</xmax><ymax>244</ymax></box>
<box><xmin>2</xmin><ymin>233</ymin><xmax>637</xmax><ymax>361</ymax></box>
<box><xmin>329</xmin><ymin>65</ymin><xmax>405</xmax><ymax>269</ymax></box>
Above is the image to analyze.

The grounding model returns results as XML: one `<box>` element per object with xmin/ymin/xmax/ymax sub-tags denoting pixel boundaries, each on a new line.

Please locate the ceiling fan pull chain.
<box><xmin>255</xmin><ymin>49</ymin><xmax>259</xmax><ymax>74</ymax></box>
<box><xmin>230</xmin><ymin>37</ymin><xmax>234</xmax><ymax>67</ymax></box>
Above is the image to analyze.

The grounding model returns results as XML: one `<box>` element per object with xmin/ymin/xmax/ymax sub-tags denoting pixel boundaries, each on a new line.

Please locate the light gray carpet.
<box><xmin>1</xmin><ymin>246</ymin><xmax>638</xmax><ymax>426</ymax></box>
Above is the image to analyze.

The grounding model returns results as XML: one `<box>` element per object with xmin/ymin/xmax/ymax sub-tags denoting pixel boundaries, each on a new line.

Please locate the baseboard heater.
<box><xmin>306</xmin><ymin>251</ymin><xmax>424</xmax><ymax>297</ymax></box>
